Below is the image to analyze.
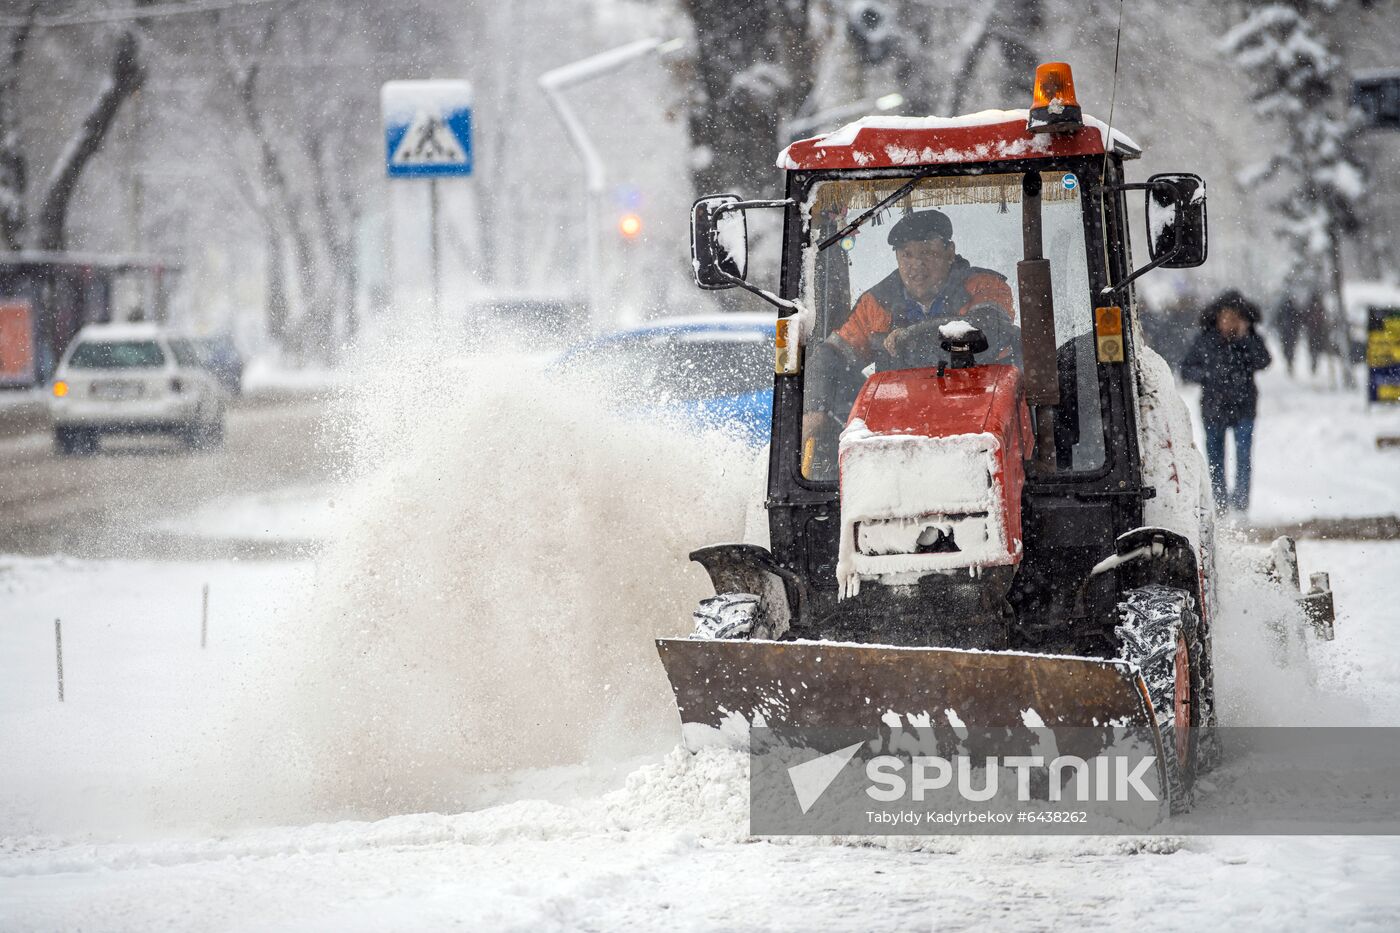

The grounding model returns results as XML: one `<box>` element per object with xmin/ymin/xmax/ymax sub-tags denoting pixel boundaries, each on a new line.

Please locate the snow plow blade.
<box><xmin>656</xmin><ymin>638</ymin><xmax>1156</xmax><ymax>746</ymax></box>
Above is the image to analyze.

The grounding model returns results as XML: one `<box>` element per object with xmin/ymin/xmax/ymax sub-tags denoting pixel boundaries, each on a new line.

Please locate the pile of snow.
<box><xmin>603</xmin><ymin>746</ymin><xmax>751</xmax><ymax>842</ymax></box>
<box><xmin>0</xmin><ymin>328</ymin><xmax>769</xmax><ymax>836</ymax></box>
<box><xmin>249</xmin><ymin>336</ymin><xmax>765</xmax><ymax>819</ymax></box>
<box><xmin>152</xmin><ymin>484</ymin><xmax>341</xmax><ymax>543</ymax></box>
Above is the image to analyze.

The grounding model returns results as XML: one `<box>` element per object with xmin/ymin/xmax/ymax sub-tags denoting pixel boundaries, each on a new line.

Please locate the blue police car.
<box><xmin>555</xmin><ymin>313</ymin><xmax>775</xmax><ymax>444</ymax></box>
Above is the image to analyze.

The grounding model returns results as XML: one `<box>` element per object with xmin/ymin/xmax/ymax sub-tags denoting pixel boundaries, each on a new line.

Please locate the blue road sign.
<box><xmin>382</xmin><ymin>80</ymin><xmax>473</xmax><ymax>178</ymax></box>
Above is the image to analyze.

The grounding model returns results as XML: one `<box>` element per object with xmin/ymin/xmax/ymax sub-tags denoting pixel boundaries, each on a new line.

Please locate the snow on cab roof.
<box><xmin>778</xmin><ymin>108</ymin><xmax>1141</xmax><ymax>172</ymax></box>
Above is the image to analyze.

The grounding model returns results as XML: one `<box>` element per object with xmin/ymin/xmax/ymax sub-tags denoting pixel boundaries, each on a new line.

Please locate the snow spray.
<box><xmin>1210</xmin><ymin>527</ymin><xmax>1364</xmax><ymax>727</ymax></box>
<box><xmin>262</xmin><ymin>329</ymin><xmax>766</xmax><ymax>819</ymax></box>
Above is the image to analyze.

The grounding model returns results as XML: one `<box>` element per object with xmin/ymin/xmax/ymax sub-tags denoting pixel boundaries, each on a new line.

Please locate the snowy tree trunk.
<box><xmin>34</xmin><ymin>30</ymin><xmax>145</xmax><ymax>253</ymax></box>
<box><xmin>1326</xmin><ymin>217</ymin><xmax>1356</xmax><ymax>388</ymax></box>
<box><xmin>265</xmin><ymin>223</ymin><xmax>290</xmax><ymax>344</ymax></box>
<box><xmin>988</xmin><ymin>0</ymin><xmax>1041</xmax><ymax>106</ymax></box>
<box><xmin>680</xmin><ymin>0</ymin><xmax>821</xmax><ymax>197</ymax></box>
<box><xmin>306</xmin><ymin>134</ymin><xmax>356</xmax><ymax>363</ymax></box>
<box><xmin>940</xmin><ymin>5</ymin><xmax>996</xmax><ymax>116</ymax></box>
<box><xmin>890</xmin><ymin>0</ymin><xmax>1040</xmax><ymax>118</ymax></box>
<box><xmin>227</xmin><ymin>14</ymin><xmax>327</xmax><ymax>359</ymax></box>
<box><xmin>0</xmin><ymin>5</ymin><xmax>36</xmax><ymax>252</ymax></box>
<box><xmin>888</xmin><ymin>0</ymin><xmax>938</xmax><ymax>117</ymax></box>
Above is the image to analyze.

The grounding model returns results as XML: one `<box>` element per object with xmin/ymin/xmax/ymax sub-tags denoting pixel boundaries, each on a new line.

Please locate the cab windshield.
<box><xmin>799</xmin><ymin>169</ymin><xmax>1105</xmax><ymax>481</ymax></box>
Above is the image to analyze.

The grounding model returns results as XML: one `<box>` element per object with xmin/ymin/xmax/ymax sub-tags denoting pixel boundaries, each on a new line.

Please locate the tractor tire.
<box><xmin>1116</xmin><ymin>585</ymin><xmax>1207</xmax><ymax>814</ymax></box>
<box><xmin>691</xmin><ymin>592</ymin><xmax>774</xmax><ymax>640</ymax></box>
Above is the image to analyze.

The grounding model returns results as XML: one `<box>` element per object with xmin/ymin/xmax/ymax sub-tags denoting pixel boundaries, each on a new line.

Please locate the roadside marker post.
<box><xmin>55</xmin><ymin>619</ymin><xmax>64</xmax><ymax>702</ymax></box>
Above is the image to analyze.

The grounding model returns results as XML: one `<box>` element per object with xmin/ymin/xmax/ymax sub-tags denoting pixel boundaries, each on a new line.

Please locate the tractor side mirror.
<box><xmin>691</xmin><ymin>195</ymin><xmax>748</xmax><ymax>289</ymax></box>
<box><xmin>1145</xmin><ymin>173</ymin><xmax>1207</xmax><ymax>269</ymax></box>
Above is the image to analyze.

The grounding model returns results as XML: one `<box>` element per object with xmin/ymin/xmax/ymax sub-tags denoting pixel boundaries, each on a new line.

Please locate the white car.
<box><xmin>49</xmin><ymin>323</ymin><xmax>227</xmax><ymax>454</ymax></box>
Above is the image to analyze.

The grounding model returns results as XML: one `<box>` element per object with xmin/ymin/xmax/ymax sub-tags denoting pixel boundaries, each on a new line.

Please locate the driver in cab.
<box><xmin>805</xmin><ymin>209</ymin><xmax>1019</xmax><ymax>449</ymax></box>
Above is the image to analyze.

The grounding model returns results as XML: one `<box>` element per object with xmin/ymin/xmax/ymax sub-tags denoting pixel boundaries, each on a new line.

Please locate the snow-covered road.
<box><xmin>9</xmin><ymin>810</ymin><xmax>1400</xmax><ymax>932</ymax></box>
<box><xmin>2</xmin><ymin>358</ymin><xmax>1398</xmax><ymax>931</ymax></box>
<box><xmin>2</xmin><ymin>539</ymin><xmax>1398</xmax><ymax>931</ymax></box>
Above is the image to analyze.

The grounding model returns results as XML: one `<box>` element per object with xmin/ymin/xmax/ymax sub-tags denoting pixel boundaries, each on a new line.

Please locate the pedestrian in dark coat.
<box><xmin>1181</xmin><ymin>290</ymin><xmax>1272</xmax><ymax>513</ymax></box>
<box><xmin>1300</xmin><ymin>290</ymin><xmax>1333</xmax><ymax>375</ymax></box>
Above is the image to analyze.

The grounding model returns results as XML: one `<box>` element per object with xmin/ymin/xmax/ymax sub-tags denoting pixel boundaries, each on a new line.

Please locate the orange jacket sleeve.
<box><xmin>835</xmin><ymin>291</ymin><xmax>893</xmax><ymax>358</ymax></box>
<box><xmin>960</xmin><ymin>272</ymin><xmax>1015</xmax><ymax>320</ymax></box>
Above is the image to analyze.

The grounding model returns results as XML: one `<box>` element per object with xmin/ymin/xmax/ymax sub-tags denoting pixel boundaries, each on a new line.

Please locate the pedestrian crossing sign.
<box><xmin>382</xmin><ymin>80</ymin><xmax>473</xmax><ymax>178</ymax></box>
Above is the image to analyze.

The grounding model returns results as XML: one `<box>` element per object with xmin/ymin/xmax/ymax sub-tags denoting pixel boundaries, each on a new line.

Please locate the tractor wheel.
<box><xmin>691</xmin><ymin>592</ymin><xmax>774</xmax><ymax>640</ymax></box>
<box><xmin>1115</xmin><ymin>585</ymin><xmax>1207</xmax><ymax>813</ymax></box>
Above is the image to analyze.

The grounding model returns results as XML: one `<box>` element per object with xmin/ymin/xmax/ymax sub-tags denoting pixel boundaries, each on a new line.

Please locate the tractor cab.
<box><xmin>662</xmin><ymin>64</ymin><xmax>1335</xmax><ymax>810</ymax></box>
<box><xmin>688</xmin><ymin>63</ymin><xmax>1207</xmax><ymax>653</ymax></box>
<box><xmin>662</xmin><ymin>63</ymin><xmax>1244</xmax><ymax>806</ymax></box>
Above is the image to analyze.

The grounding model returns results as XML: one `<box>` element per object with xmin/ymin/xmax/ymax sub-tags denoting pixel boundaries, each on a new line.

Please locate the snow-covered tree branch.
<box><xmin>1222</xmin><ymin>0</ymin><xmax>1365</xmax><ymax>383</ymax></box>
<box><xmin>0</xmin><ymin>2</ymin><xmax>37</xmax><ymax>251</ymax></box>
<box><xmin>0</xmin><ymin>2</ymin><xmax>145</xmax><ymax>253</ymax></box>
<box><xmin>678</xmin><ymin>0</ymin><xmax>824</xmax><ymax>197</ymax></box>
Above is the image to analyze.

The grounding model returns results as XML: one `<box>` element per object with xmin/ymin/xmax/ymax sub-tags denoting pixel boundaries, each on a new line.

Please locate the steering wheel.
<box><xmin>882</xmin><ymin>308</ymin><xmax>1019</xmax><ymax>371</ymax></box>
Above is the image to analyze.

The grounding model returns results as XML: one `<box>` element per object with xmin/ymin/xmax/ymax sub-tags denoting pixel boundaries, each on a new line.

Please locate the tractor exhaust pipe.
<box><xmin>1017</xmin><ymin>171</ymin><xmax>1060</xmax><ymax>471</ymax></box>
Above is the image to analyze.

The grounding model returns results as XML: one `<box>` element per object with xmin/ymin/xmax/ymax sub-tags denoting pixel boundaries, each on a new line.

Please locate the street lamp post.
<box><xmin>539</xmin><ymin>37</ymin><xmax>684</xmax><ymax>334</ymax></box>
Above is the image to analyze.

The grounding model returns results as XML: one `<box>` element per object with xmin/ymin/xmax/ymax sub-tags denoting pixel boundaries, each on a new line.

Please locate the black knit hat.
<box><xmin>888</xmin><ymin>210</ymin><xmax>953</xmax><ymax>248</ymax></box>
<box><xmin>1200</xmin><ymin>288</ymin><xmax>1262</xmax><ymax>329</ymax></box>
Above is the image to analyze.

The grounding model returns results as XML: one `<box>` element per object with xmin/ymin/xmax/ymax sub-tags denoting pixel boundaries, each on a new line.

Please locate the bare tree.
<box><xmin>0</xmin><ymin>3</ymin><xmax>146</xmax><ymax>252</ymax></box>
<box><xmin>219</xmin><ymin>8</ymin><xmax>303</xmax><ymax>344</ymax></box>
<box><xmin>0</xmin><ymin>3</ymin><xmax>37</xmax><ymax>251</ymax></box>
<box><xmin>35</xmin><ymin>30</ymin><xmax>146</xmax><ymax>251</ymax></box>
<box><xmin>678</xmin><ymin>0</ymin><xmax>827</xmax><ymax>197</ymax></box>
<box><xmin>1223</xmin><ymin>0</ymin><xmax>1364</xmax><ymax>386</ymax></box>
<box><xmin>216</xmin><ymin>5</ymin><xmax>380</xmax><ymax>361</ymax></box>
<box><xmin>889</xmin><ymin>0</ymin><xmax>1041</xmax><ymax>117</ymax></box>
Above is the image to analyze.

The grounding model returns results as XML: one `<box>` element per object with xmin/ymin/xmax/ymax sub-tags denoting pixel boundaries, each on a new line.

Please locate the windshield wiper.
<box><xmin>816</xmin><ymin>174</ymin><xmax>925</xmax><ymax>252</ymax></box>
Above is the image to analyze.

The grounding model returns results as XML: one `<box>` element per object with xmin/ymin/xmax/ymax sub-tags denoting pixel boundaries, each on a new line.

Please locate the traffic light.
<box><xmin>618</xmin><ymin>212</ymin><xmax>643</xmax><ymax>240</ymax></box>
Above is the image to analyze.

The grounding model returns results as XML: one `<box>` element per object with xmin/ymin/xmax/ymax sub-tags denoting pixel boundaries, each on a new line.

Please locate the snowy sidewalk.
<box><xmin>1178</xmin><ymin>359</ymin><xmax>1400</xmax><ymax>532</ymax></box>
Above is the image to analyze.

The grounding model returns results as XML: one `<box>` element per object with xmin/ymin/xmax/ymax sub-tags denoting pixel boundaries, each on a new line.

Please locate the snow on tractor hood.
<box><xmin>834</xmin><ymin>365</ymin><xmax>1034</xmax><ymax>598</ymax></box>
<box><xmin>778</xmin><ymin>109</ymin><xmax>1141</xmax><ymax>171</ymax></box>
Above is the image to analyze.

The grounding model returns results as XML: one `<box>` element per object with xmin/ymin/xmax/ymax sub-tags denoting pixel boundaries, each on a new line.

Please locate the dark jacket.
<box><xmin>1181</xmin><ymin>329</ymin><xmax>1272</xmax><ymax>425</ymax></box>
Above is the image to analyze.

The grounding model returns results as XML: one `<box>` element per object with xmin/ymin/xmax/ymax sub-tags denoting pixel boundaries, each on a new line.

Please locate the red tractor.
<box><xmin>657</xmin><ymin>63</ymin><xmax>1334</xmax><ymax>808</ymax></box>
